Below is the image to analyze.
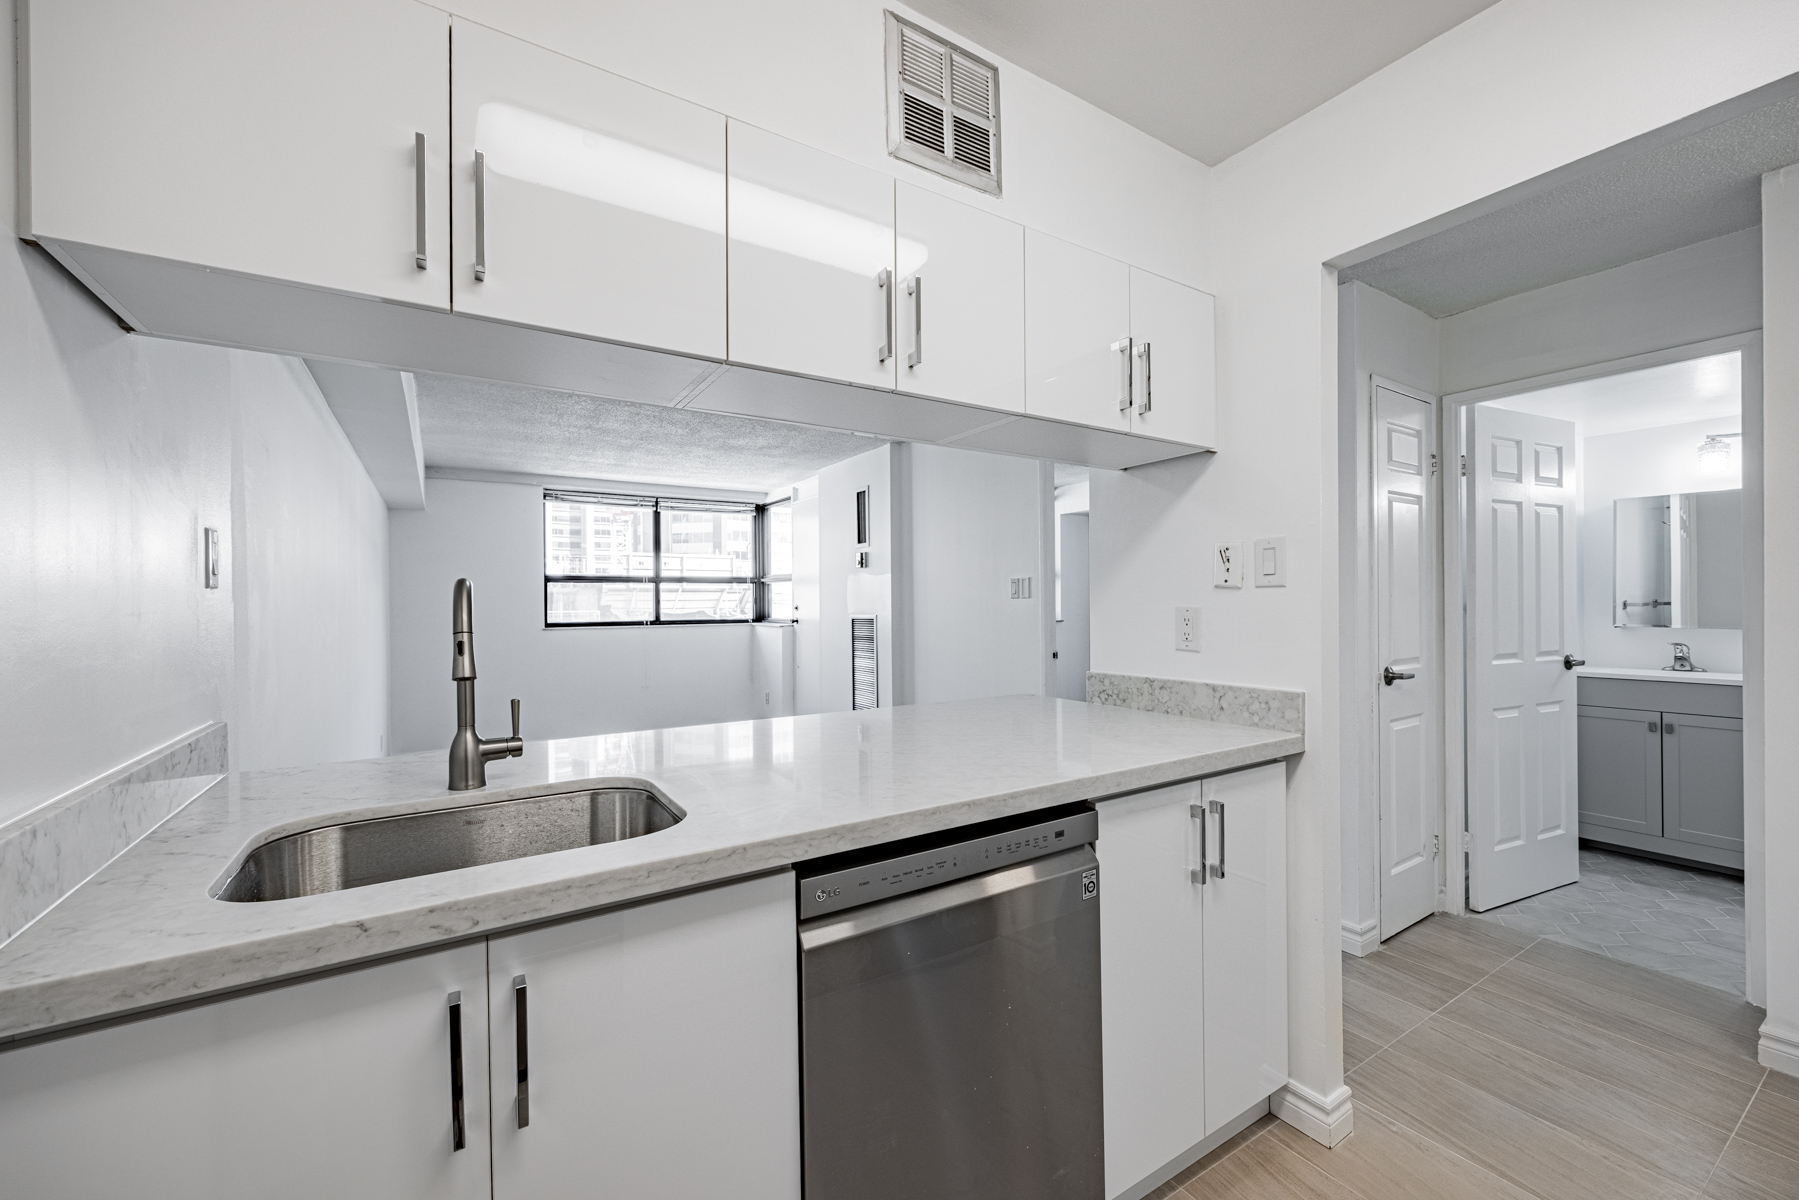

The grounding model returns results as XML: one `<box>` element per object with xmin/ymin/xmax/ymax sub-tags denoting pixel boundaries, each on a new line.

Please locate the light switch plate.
<box><xmin>1009</xmin><ymin>576</ymin><xmax>1033</xmax><ymax>600</ymax></box>
<box><xmin>1214</xmin><ymin>542</ymin><xmax>1246</xmax><ymax>588</ymax></box>
<box><xmin>1175</xmin><ymin>606</ymin><xmax>1201</xmax><ymax>652</ymax></box>
<box><xmin>1253</xmin><ymin>537</ymin><xmax>1287</xmax><ymax>587</ymax></box>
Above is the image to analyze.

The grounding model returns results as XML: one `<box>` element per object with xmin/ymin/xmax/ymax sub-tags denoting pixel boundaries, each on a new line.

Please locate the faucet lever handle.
<box><xmin>511</xmin><ymin>698</ymin><xmax>521</xmax><ymax>742</ymax></box>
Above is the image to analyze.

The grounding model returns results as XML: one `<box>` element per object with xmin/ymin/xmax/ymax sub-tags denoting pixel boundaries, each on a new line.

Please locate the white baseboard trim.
<box><xmin>1341</xmin><ymin>917</ymin><xmax>1380</xmax><ymax>957</ymax></box>
<box><xmin>1273</xmin><ymin>1080</ymin><xmax>1354</xmax><ymax>1147</ymax></box>
<box><xmin>1759</xmin><ymin>1021</ymin><xmax>1799</xmax><ymax>1078</ymax></box>
<box><xmin>1112</xmin><ymin>1097</ymin><xmax>1272</xmax><ymax>1200</ymax></box>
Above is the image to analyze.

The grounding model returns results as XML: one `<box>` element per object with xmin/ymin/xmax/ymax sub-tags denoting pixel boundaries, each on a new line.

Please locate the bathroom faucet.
<box><xmin>449</xmin><ymin>578</ymin><xmax>523</xmax><ymax>790</ymax></box>
<box><xmin>1667</xmin><ymin>642</ymin><xmax>1703</xmax><ymax>673</ymax></box>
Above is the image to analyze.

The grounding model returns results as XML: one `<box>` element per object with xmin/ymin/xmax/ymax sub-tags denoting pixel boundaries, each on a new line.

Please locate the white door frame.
<box><xmin>1441</xmin><ymin>332</ymin><xmax>1762</xmax><ymax>945</ymax></box>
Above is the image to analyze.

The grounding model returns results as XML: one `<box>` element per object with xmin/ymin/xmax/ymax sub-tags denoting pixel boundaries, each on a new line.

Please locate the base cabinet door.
<box><xmin>1025</xmin><ymin>230</ymin><xmax>1132</xmax><ymax>432</ymax></box>
<box><xmin>22</xmin><ymin>0</ymin><xmax>451</xmax><ymax>310</ymax></box>
<box><xmin>1663</xmin><ymin>713</ymin><xmax>1746</xmax><ymax>853</ymax></box>
<box><xmin>451</xmin><ymin>19</ymin><xmax>726</xmax><ymax>356</ymax></box>
<box><xmin>894</xmin><ymin>182</ymin><xmax>1025</xmax><ymax>412</ymax></box>
<box><xmin>487</xmin><ymin>871</ymin><xmax>802</xmax><ymax>1200</ymax></box>
<box><xmin>727</xmin><ymin>123</ymin><xmax>896</xmax><ymax>389</ymax></box>
<box><xmin>1097</xmin><ymin>780</ymin><xmax>1207</xmax><ymax>1199</ymax></box>
<box><xmin>0</xmin><ymin>944</ymin><xmax>491</xmax><ymax>1200</ymax></box>
<box><xmin>1200</xmin><ymin>763</ymin><xmax>1288</xmax><ymax>1131</ymax></box>
<box><xmin>1576</xmin><ymin>705</ymin><xmax>1663</xmax><ymax>837</ymax></box>
<box><xmin>1128</xmin><ymin>268</ymin><xmax>1216</xmax><ymax>448</ymax></box>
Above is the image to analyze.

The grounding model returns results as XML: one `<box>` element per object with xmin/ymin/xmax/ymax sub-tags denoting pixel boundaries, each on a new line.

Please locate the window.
<box><xmin>545</xmin><ymin>492</ymin><xmax>782</xmax><ymax>626</ymax></box>
<box><xmin>763</xmin><ymin>499</ymin><xmax>793</xmax><ymax>622</ymax></box>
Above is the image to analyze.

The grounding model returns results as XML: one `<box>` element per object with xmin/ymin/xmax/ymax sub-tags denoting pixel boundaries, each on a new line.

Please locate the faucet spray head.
<box><xmin>452</xmin><ymin>578</ymin><xmax>476</xmax><ymax>681</ymax></box>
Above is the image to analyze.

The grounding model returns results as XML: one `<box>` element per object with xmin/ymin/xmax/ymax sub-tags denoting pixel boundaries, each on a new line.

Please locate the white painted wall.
<box><xmin>813</xmin><ymin>445</ymin><xmax>895</xmax><ymax>713</ymax></box>
<box><xmin>1336</xmin><ymin>282</ymin><xmax>1439</xmax><ymax>955</ymax></box>
<box><xmin>387</xmin><ymin>477</ymin><xmax>772</xmax><ymax>753</ymax></box>
<box><xmin>1760</xmin><ymin>163</ymin><xmax>1799</xmax><ymax>1073</ymax></box>
<box><xmin>791</xmin><ymin>478</ymin><xmax>822</xmax><ymax>716</ymax></box>
<box><xmin>894</xmin><ymin>444</ymin><xmax>1049</xmax><ymax>706</ymax></box>
<box><xmin>1580</xmin><ymin>418</ymin><xmax>1745</xmax><ymax>674</ymax></box>
<box><xmin>1054</xmin><ymin>513</ymin><xmax>1091</xmax><ymax>701</ymax></box>
<box><xmin>1107</xmin><ymin>0</ymin><xmax>1799</xmax><ymax>1137</ymax></box>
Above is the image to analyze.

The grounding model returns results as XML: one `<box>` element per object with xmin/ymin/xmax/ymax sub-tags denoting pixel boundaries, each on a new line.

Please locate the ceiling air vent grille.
<box><xmin>885</xmin><ymin>12</ymin><xmax>1001</xmax><ymax>197</ymax></box>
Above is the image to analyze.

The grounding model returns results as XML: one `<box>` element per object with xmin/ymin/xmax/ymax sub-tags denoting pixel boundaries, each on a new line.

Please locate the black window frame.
<box><xmin>543</xmin><ymin>490</ymin><xmax>779</xmax><ymax>628</ymax></box>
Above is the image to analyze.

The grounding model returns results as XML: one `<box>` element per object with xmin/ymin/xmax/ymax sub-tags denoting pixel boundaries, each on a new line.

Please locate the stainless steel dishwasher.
<box><xmin>797</xmin><ymin>806</ymin><xmax>1103</xmax><ymax>1200</ymax></box>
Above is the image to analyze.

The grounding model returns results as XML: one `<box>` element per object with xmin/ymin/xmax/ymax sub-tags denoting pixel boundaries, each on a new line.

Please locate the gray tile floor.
<box><xmin>1469</xmin><ymin>846</ymin><xmax>1746</xmax><ymax>997</ymax></box>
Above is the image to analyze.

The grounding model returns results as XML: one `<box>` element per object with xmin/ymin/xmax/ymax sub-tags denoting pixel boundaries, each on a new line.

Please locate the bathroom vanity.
<box><xmin>1576</xmin><ymin>667</ymin><xmax>1744</xmax><ymax>872</ymax></box>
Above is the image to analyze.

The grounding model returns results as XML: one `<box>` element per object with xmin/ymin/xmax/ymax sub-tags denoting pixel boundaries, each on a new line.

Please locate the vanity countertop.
<box><xmin>1578</xmin><ymin>666</ymin><xmax>1744</xmax><ymax>685</ymax></box>
<box><xmin>0</xmin><ymin>695</ymin><xmax>1301</xmax><ymax>1045</ymax></box>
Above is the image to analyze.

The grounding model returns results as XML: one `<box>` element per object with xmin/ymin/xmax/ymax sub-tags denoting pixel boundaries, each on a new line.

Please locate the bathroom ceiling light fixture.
<box><xmin>1697</xmin><ymin>431</ymin><xmax>1742</xmax><ymax>476</ymax></box>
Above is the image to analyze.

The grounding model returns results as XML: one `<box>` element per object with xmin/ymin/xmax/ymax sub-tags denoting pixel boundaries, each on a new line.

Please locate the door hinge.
<box><xmin>1459</xmin><ymin>454</ymin><xmax>1467</xmax><ymax>477</ymax></box>
<box><xmin>1432</xmin><ymin>833</ymin><xmax>1441</xmax><ymax>858</ymax></box>
<box><xmin>1462</xmin><ymin>831</ymin><xmax>1471</xmax><ymax>851</ymax></box>
<box><xmin>1429</xmin><ymin>453</ymin><xmax>1439</xmax><ymax>476</ymax></box>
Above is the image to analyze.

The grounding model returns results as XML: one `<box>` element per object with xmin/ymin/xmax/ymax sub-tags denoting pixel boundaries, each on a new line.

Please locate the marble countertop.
<box><xmin>0</xmin><ymin>696</ymin><xmax>1300</xmax><ymax>1045</ymax></box>
<box><xmin>1578</xmin><ymin>666</ymin><xmax>1744</xmax><ymax>685</ymax></box>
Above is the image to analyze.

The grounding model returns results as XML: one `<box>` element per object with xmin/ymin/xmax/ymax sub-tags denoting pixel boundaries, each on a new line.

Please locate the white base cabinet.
<box><xmin>0</xmin><ymin>944</ymin><xmax>492</xmax><ymax>1200</ymax></box>
<box><xmin>1097</xmin><ymin>763</ymin><xmax>1287</xmax><ymax>1199</ymax></box>
<box><xmin>487</xmin><ymin>871</ymin><xmax>802</xmax><ymax>1200</ymax></box>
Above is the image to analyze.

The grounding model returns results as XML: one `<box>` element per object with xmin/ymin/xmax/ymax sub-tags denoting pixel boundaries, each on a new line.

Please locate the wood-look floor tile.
<box><xmin>1145</xmin><ymin>1114</ymin><xmax>1278</xmax><ymax>1199</ymax></box>
<box><xmin>1705</xmin><ymin>1137</ymin><xmax>1799</xmax><ymax>1200</ymax></box>
<box><xmin>1519</xmin><ymin>939</ymin><xmax>1764</xmax><ymax>1038</ymax></box>
<box><xmin>1761</xmin><ymin>1070</ymin><xmax>1799</xmax><ymax>1105</ymax></box>
<box><xmin>1178</xmin><ymin>1130</ymin><xmax>1364</xmax><ymax>1200</ymax></box>
<box><xmin>1341</xmin><ymin>944</ymin><xmax>1472</xmax><ymax>1012</ymax></box>
<box><xmin>1481</xmin><ymin>959</ymin><xmax>1762</xmax><ymax>1082</ymax></box>
<box><xmin>1392</xmin><ymin>1016</ymin><xmax>1731</xmax><ymax>1188</ymax></box>
<box><xmin>1438</xmin><ymin>988</ymin><xmax>1760</xmax><ymax>1134</ymax></box>
<box><xmin>1738</xmin><ymin>1086</ymin><xmax>1799</xmax><ymax>1162</ymax></box>
<box><xmin>1349</xmin><ymin>1037</ymin><xmax>1699</xmax><ymax>1200</ymax></box>
<box><xmin>1375</xmin><ymin>916</ymin><xmax>1533</xmax><ymax>985</ymax></box>
<box><xmin>1342</xmin><ymin>971</ymin><xmax>1432</xmax><ymax>1070</ymax></box>
<box><xmin>1266</xmin><ymin>1101</ymin><xmax>1534</xmax><ymax>1200</ymax></box>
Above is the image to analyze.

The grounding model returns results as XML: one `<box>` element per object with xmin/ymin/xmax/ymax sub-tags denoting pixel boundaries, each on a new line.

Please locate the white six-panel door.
<box><xmin>1375</xmin><ymin>384</ymin><xmax>1440</xmax><ymax>939</ymax></box>
<box><xmin>1468</xmin><ymin>405</ymin><xmax>1581</xmax><ymax>910</ymax></box>
<box><xmin>451</xmin><ymin>19</ymin><xmax>726</xmax><ymax>356</ymax></box>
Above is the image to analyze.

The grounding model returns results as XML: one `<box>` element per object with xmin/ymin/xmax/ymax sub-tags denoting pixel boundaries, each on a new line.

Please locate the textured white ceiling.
<box><xmin>1340</xmin><ymin>92</ymin><xmax>1799</xmax><ymax>317</ymax></box>
<box><xmin>414</xmin><ymin>374</ymin><xmax>879</xmax><ymax>493</ymax></box>
<box><xmin>905</xmin><ymin>0</ymin><xmax>1498</xmax><ymax>165</ymax></box>
<box><xmin>1484</xmin><ymin>353</ymin><xmax>1741</xmax><ymax>438</ymax></box>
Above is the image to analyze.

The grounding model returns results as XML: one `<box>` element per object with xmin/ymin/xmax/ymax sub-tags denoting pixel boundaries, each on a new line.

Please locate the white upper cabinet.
<box><xmin>451</xmin><ymin>21</ymin><xmax>726</xmax><ymax>357</ymax></box>
<box><xmin>728</xmin><ymin>123</ymin><xmax>897</xmax><ymax>389</ymax></box>
<box><xmin>0</xmin><ymin>944</ymin><xmax>492</xmax><ymax>1200</ymax></box>
<box><xmin>487</xmin><ymin>872</ymin><xmax>802</xmax><ymax>1200</ymax></box>
<box><xmin>1025</xmin><ymin>231</ymin><xmax>1133</xmax><ymax>433</ymax></box>
<box><xmin>894</xmin><ymin>183</ymin><xmax>1025</xmax><ymax>412</ymax></box>
<box><xmin>1129</xmin><ymin>269</ymin><xmax>1217</xmax><ymax>448</ymax></box>
<box><xmin>21</xmin><ymin>0</ymin><xmax>450</xmax><ymax>309</ymax></box>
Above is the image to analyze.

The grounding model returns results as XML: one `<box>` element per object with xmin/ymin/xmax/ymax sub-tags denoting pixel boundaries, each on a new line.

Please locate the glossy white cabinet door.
<box><xmin>894</xmin><ymin>183</ymin><xmax>1025</xmax><ymax>412</ymax></box>
<box><xmin>1201</xmin><ymin>763</ymin><xmax>1289</xmax><ymax>1133</ymax></box>
<box><xmin>1097</xmin><ymin>780</ymin><xmax>1207</xmax><ymax>1199</ymax></box>
<box><xmin>1129</xmin><ymin>269</ymin><xmax>1217</xmax><ymax>448</ymax></box>
<box><xmin>727</xmin><ymin>123</ymin><xmax>897</xmax><ymax>389</ymax></box>
<box><xmin>489</xmin><ymin>872</ymin><xmax>802</xmax><ymax>1200</ymax></box>
<box><xmin>21</xmin><ymin>0</ymin><xmax>450</xmax><ymax>309</ymax></box>
<box><xmin>451</xmin><ymin>20</ymin><xmax>726</xmax><ymax>357</ymax></box>
<box><xmin>1024</xmin><ymin>230</ymin><xmax>1131</xmax><ymax>432</ymax></box>
<box><xmin>0</xmin><ymin>945</ymin><xmax>491</xmax><ymax>1200</ymax></box>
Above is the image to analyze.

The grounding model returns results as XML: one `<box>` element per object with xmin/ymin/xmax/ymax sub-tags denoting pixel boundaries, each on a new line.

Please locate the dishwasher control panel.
<box><xmin>797</xmin><ymin>808</ymin><xmax>1098</xmax><ymax>919</ymax></box>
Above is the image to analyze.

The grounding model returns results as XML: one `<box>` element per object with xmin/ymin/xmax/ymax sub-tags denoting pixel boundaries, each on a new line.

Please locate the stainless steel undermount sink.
<box><xmin>216</xmin><ymin>787</ymin><xmax>683</xmax><ymax>902</ymax></box>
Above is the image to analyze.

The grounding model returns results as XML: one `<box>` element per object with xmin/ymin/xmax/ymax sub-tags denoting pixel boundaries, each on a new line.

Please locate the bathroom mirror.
<box><xmin>1612</xmin><ymin>489</ymin><xmax>1743</xmax><ymax>630</ymax></box>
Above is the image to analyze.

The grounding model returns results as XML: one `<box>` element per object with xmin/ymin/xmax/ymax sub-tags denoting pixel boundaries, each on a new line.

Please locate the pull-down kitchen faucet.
<box><xmin>449</xmin><ymin>578</ymin><xmax>523</xmax><ymax>790</ymax></box>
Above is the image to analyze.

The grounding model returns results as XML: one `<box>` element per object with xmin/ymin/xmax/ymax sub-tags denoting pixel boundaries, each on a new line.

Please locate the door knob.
<box><xmin>1563</xmin><ymin>655</ymin><xmax>1586</xmax><ymax>670</ymax></box>
<box><xmin>1382</xmin><ymin>666</ymin><xmax>1415</xmax><ymax>686</ymax></box>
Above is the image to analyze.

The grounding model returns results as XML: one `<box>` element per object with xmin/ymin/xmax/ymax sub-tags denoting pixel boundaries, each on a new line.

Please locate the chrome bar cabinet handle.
<box><xmin>907</xmin><ymin>275</ymin><xmax>923</xmax><ymax>367</ymax></box>
<box><xmin>474</xmin><ymin>151</ymin><xmax>487</xmax><ymax>281</ymax></box>
<box><xmin>1209</xmin><ymin>799</ymin><xmax>1226</xmax><ymax>880</ymax></box>
<box><xmin>1135</xmin><ymin>341</ymin><xmax>1152</xmax><ymax>414</ymax></box>
<box><xmin>1112</xmin><ymin>338</ymin><xmax>1133</xmax><ymax>411</ymax></box>
<box><xmin>1189</xmin><ymin>802</ymin><xmax>1207</xmax><ymax>885</ymax></box>
<box><xmin>414</xmin><ymin>132</ymin><xmax>428</xmax><ymax>270</ymax></box>
<box><xmin>447</xmin><ymin>991</ymin><xmax>466</xmax><ymax>1151</ymax></box>
<box><xmin>513</xmin><ymin>973</ymin><xmax>529</xmax><ymax>1127</ymax></box>
<box><xmin>877</xmin><ymin>269</ymin><xmax>893</xmax><ymax>363</ymax></box>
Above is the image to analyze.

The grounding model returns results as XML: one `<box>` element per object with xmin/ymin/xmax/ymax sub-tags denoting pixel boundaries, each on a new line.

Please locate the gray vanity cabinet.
<box><xmin>1576</xmin><ymin>676</ymin><xmax>1743</xmax><ymax>871</ymax></box>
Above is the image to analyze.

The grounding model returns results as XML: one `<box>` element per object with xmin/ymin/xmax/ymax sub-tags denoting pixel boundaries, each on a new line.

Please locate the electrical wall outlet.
<box><xmin>1253</xmin><ymin>537</ymin><xmax>1287</xmax><ymax>587</ymax></box>
<box><xmin>1214</xmin><ymin>542</ymin><xmax>1246</xmax><ymax>588</ymax></box>
<box><xmin>1175</xmin><ymin>606</ymin><xmax>1201</xmax><ymax>652</ymax></box>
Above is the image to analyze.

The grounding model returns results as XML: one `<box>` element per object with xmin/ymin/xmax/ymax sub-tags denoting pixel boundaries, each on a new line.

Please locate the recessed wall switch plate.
<box><xmin>1175</xmin><ymin>606</ymin><xmax>1201</xmax><ymax>652</ymax></box>
<box><xmin>1253</xmin><ymin>537</ymin><xmax>1286</xmax><ymax>587</ymax></box>
<box><xmin>1214</xmin><ymin>542</ymin><xmax>1246</xmax><ymax>588</ymax></box>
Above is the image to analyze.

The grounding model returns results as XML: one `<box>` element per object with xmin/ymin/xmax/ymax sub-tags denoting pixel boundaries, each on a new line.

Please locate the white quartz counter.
<box><xmin>0</xmin><ymin>696</ymin><xmax>1300</xmax><ymax>1045</ymax></box>
<box><xmin>1577</xmin><ymin>666</ymin><xmax>1744</xmax><ymax>685</ymax></box>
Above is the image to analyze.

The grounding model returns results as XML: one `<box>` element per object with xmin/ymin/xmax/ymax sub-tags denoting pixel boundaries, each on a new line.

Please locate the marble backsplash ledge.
<box><xmin>1086</xmin><ymin>673</ymin><xmax>1305</xmax><ymax>735</ymax></box>
<box><xmin>0</xmin><ymin>723</ymin><xmax>227</xmax><ymax>947</ymax></box>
